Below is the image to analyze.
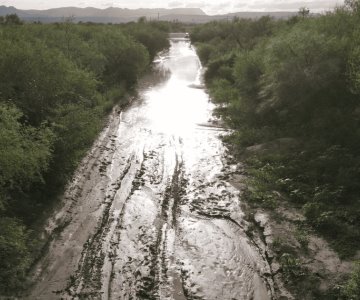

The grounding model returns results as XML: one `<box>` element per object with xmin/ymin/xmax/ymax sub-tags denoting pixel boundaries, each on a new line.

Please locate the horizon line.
<box><xmin>0</xmin><ymin>5</ymin><xmax>334</xmax><ymax>16</ymax></box>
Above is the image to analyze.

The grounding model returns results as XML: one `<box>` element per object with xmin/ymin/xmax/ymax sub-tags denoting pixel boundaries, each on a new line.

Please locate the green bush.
<box><xmin>279</xmin><ymin>253</ymin><xmax>306</xmax><ymax>281</ymax></box>
<box><xmin>0</xmin><ymin>104</ymin><xmax>54</xmax><ymax>210</ymax></box>
<box><xmin>0</xmin><ymin>19</ymin><xmax>170</xmax><ymax>294</ymax></box>
<box><xmin>0</xmin><ymin>218</ymin><xmax>30</xmax><ymax>292</ymax></box>
<box><xmin>342</xmin><ymin>261</ymin><xmax>360</xmax><ymax>299</ymax></box>
<box><xmin>192</xmin><ymin>7</ymin><xmax>360</xmax><ymax>259</ymax></box>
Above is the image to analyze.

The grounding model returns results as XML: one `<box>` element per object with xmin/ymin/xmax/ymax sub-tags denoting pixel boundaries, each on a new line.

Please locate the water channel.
<box><xmin>28</xmin><ymin>36</ymin><xmax>273</xmax><ymax>300</ymax></box>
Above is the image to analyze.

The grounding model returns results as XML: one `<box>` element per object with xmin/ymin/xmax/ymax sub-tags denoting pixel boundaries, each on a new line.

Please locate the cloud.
<box><xmin>102</xmin><ymin>2</ymin><xmax>114</xmax><ymax>7</ymax></box>
<box><xmin>185</xmin><ymin>1</ymin><xmax>207</xmax><ymax>8</ymax></box>
<box><xmin>247</xmin><ymin>0</ymin><xmax>341</xmax><ymax>11</ymax></box>
<box><xmin>1</xmin><ymin>0</ymin><xmax>344</xmax><ymax>14</ymax></box>
<box><xmin>0</xmin><ymin>0</ymin><xmax>12</xmax><ymax>6</ymax></box>
<box><xmin>234</xmin><ymin>2</ymin><xmax>248</xmax><ymax>8</ymax></box>
<box><xmin>168</xmin><ymin>1</ymin><xmax>183</xmax><ymax>7</ymax></box>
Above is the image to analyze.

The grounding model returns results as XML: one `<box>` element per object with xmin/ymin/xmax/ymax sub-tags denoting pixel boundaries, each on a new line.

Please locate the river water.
<box><xmin>27</xmin><ymin>37</ymin><xmax>273</xmax><ymax>300</ymax></box>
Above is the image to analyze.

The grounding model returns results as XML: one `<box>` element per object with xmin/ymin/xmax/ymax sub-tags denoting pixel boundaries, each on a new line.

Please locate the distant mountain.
<box><xmin>217</xmin><ymin>11</ymin><xmax>299</xmax><ymax>19</ymax></box>
<box><xmin>159</xmin><ymin>11</ymin><xmax>299</xmax><ymax>23</ymax></box>
<box><xmin>0</xmin><ymin>6</ymin><xmax>299</xmax><ymax>23</ymax></box>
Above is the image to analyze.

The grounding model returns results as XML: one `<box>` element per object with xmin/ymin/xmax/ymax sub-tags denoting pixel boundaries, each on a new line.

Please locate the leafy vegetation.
<box><xmin>192</xmin><ymin>1</ymin><xmax>360</xmax><ymax>298</ymax></box>
<box><xmin>0</xmin><ymin>17</ymin><xmax>171</xmax><ymax>294</ymax></box>
<box><xmin>342</xmin><ymin>261</ymin><xmax>360</xmax><ymax>299</ymax></box>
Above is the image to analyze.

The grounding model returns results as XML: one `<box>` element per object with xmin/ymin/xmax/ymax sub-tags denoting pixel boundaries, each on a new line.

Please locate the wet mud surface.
<box><xmin>27</xmin><ymin>38</ymin><xmax>274</xmax><ymax>300</ymax></box>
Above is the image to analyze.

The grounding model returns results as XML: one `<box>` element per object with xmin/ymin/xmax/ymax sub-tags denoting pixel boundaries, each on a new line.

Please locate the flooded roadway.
<box><xmin>28</xmin><ymin>37</ymin><xmax>274</xmax><ymax>300</ymax></box>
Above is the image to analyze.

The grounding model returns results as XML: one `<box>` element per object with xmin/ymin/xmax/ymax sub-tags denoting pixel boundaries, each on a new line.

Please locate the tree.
<box><xmin>344</xmin><ymin>0</ymin><xmax>360</xmax><ymax>12</ymax></box>
<box><xmin>342</xmin><ymin>262</ymin><xmax>360</xmax><ymax>299</ymax></box>
<box><xmin>126</xmin><ymin>23</ymin><xmax>169</xmax><ymax>60</ymax></box>
<box><xmin>0</xmin><ymin>103</ymin><xmax>54</xmax><ymax>219</ymax></box>
<box><xmin>0</xmin><ymin>218</ymin><xmax>30</xmax><ymax>292</ymax></box>
<box><xmin>298</xmin><ymin>7</ymin><xmax>310</xmax><ymax>18</ymax></box>
<box><xmin>0</xmin><ymin>38</ymin><xmax>98</xmax><ymax>125</ymax></box>
<box><xmin>0</xmin><ymin>21</ymin><xmax>171</xmax><ymax>294</ymax></box>
<box><xmin>61</xmin><ymin>15</ymin><xmax>75</xmax><ymax>58</ymax></box>
<box><xmin>4</xmin><ymin>14</ymin><xmax>23</xmax><ymax>25</ymax></box>
<box><xmin>138</xmin><ymin>16</ymin><xmax>147</xmax><ymax>23</ymax></box>
<box><xmin>95</xmin><ymin>29</ymin><xmax>149</xmax><ymax>87</ymax></box>
<box><xmin>50</xmin><ymin>103</ymin><xmax>103</xmax><ymax>183</ymax></box>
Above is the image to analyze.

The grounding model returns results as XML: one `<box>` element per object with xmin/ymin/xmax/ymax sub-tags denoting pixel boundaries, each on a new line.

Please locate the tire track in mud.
<box><xmin>186</xmin><ymin>171</ymin><xmax>276</xmax><ymax>299</ymax></box>
<box><xmin>101</xmin><ymin>135</ymin><xmax>189</xmax><ymax>300</ymax></box>
<box><xmin>154</xmin><ymin>152</ymin><xmax>187</xmax><ymax>300</ymax></box>
<box><xmin>106</xmin><ymin>148</ymin><xmax>153</xmax><ymax>300</ymax></box>
<box><xmin>25</xmin><ymin>108</ymin><xmax>131</xmax><ymax>300</ymax></box>
<box><xmin>63</xmin><ymin>129</ymin><xmax>274</xmax><ymax>300</ymax></box>
<box><xmin>170</xmin><ymin>138</ymin><xmax>276</xmax><ymax>300</ymax></box>
<box><xmin>57</xmin><ymin>158</ymin><xmax>133</xmax><ymax>299</ymax></box>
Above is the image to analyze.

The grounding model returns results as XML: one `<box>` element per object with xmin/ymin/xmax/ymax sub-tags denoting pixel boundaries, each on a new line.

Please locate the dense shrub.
<box><xmin>0</xmin><ymin>18</ymin><xmax>170</xmax><ymax>294</ymax></box>
<box><xmin>191</xmin><ymin>0</ymin><xmax>360</xmax><ymax>267</ymax></box>
<box><xmin>0</xmin><ymin>218</ymin><xmax>30</xmax><ymax>292</ymax></box>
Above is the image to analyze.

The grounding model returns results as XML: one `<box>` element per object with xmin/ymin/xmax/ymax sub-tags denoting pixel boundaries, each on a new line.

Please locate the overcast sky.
<box><xmin>0</xmin><ymin>0</ymin><xmax>344</xmax><ymax>14</ymax></box>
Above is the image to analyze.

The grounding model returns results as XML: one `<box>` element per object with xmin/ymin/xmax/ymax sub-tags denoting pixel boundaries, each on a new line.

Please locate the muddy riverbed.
<box><xmin>26</xmin><ymin>37</ymin><xmax>275</xmax><ymax>300</ymax></box>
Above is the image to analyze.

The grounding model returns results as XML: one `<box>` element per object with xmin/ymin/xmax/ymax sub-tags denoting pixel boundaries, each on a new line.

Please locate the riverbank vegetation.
<box><xmin>0</xmin><ymin>18</ymin><xmax>173</xmax><ymax>294</ymax></box>
<box><xmin>192</xmin><ymin>1</ymin><xmax>360</xmax><ymax>298</ymax></box>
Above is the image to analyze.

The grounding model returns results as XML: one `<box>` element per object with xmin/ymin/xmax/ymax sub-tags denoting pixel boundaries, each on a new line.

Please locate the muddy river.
<box><xmin>27</xmin><ymin>37</ymin><xmax>274</xmax><ymax>300</ymax></box>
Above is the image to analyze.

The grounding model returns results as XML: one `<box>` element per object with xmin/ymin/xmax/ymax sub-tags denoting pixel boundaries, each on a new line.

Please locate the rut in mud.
<box><xmin>27</xmin><ymin>36</ymin><xmax>275</xmax><ymax>300</ymax></box>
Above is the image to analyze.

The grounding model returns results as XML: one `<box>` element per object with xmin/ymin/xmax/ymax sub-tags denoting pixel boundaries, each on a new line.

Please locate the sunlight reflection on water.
<box><xmin>144</xmin><ymin>40</ymin><xmax>214</xmax><ymax>136</ymax></box>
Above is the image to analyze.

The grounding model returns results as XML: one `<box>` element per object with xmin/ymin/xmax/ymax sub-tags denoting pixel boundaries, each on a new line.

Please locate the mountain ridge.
<box><xmin>0</xmin><ymin>6</ymin><xmax>299</xmax><ymax>23</ymax></box>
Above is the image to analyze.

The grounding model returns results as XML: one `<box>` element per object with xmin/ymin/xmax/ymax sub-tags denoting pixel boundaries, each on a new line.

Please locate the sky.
<box><xmin>0</xmin><ymin>0</ymin><xmax>344</xmax><ymax>14</ymax></box>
